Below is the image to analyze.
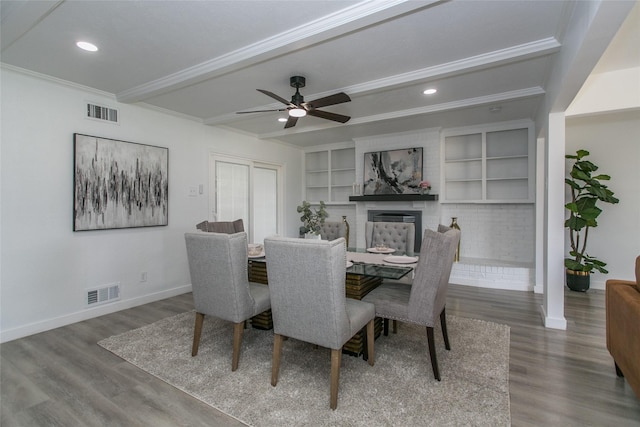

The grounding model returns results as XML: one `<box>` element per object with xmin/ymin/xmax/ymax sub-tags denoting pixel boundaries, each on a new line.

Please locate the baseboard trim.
<box><xmin>450</xmin><ymin>276</ymin><xmax>533</xmax><ymax>292</ymax></box>
<box><xmin>0</xmin><ymin>285</ymin><xmax>192</xmax><ymax>343</ymax></box>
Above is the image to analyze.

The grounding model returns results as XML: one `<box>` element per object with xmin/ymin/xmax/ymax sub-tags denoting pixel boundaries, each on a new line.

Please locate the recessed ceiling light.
<box><xmin>76</xmin><ymin>41</ymin><xmax>98</xmax><ymax>52</ymax></box>
<box><xmin>278</xmin><ymin>117</ymin><xmax>288</xmax><ymax>122</ymax></box>
<box><xmin>423</xmin><ymin>88</ymin><xmax>437</xmax><ymax>95</ymax></box>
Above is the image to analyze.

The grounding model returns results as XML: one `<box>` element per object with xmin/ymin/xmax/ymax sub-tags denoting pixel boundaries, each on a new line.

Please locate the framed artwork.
<box><xmin>363</xmin><ymin>147</ymin><xmax>422</xmax><ymax>195</ymax></box>
<box><xmin>73</xmin><ymin>133</ymin><xmax>168</xmax><ymax>231</ymax></box>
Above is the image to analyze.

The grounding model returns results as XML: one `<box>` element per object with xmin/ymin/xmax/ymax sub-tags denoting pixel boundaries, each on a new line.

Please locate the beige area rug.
<box><xmin>99</xmin><ymin>311</ymin><xmax>510</xmax><ymax>426</ymax></box>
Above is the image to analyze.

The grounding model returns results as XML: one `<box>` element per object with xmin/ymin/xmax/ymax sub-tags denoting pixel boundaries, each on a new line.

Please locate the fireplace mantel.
<box><xmin>349</xmin><ymin>194</ymin><xmax>438</xmax><ymax>202</ymax></box>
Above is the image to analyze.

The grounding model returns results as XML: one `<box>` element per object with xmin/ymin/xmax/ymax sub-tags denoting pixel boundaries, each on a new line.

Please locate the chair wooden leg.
<box><xmin>366</xmin><ymin>319</ymin><xmax>375</xmax><ymax>366</ymax></box>
<box><xmin>392</xmin><ymin>319</ymin><xmax>398</xmax><ymax>334</ymax></box>
<box><xmin>440</xmin><ymin>308</ymin><xmax>451</xmax><ymax>351</ymax></box>
<box><xmin>383</xmin><ymin>318</ymin><xmax>389</xmax><ymax>336</ymax></box>
<box><xmin>426</xmin><ymin>326</ymin><xmax>441</xmax><ymax>381</ymax></box>
<box><xmin>231</xmin><ymin>322</ymin><xmax>244</xmax><ymax>371</ymax></box>
<box><xmin>330</xmin><ymin>348</ymin><xmax>342</xmax><ymax>410</ymax></box>
<box><xmin>192</xmin><ymin>312</ymin><xmax>205</xmax><ymax>357</ymax></box>
<box><xmin>271</xmin><ymin>334</ymin><xmax>284</xmax><ymax>386</ymax></box>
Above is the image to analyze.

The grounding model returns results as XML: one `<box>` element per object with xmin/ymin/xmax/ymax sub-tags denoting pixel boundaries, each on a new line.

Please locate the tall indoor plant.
<box><xmin>297</xmin><ymin>200</ymin><xmax>328</xmax><ymax>238</ymax></box>
<box><xmin>564</xmin><ymin>149</ymin><xmax>619</xmax><ymax>291</ymax></box>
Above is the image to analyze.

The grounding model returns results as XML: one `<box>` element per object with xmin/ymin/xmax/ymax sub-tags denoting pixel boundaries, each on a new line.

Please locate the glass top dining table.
<box><xmin>248</xmin><ymin>247</ymin><xmax>417</xmax><ymax>280</ymax></box>
<box><xmin>345</xmin><ymin>247</ymin><xmax>416</xmax><ymax>280</ymax></box>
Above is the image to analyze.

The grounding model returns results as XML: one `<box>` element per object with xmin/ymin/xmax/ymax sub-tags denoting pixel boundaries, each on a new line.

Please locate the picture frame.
<box><xmin>363</xmin><ymin>147</ymin><xmax>423</xmax><ymax>195</ymax></box>
<box><xmin>73</xmin><ymin>133</ymin><xmax>168</xmax><ymax>231</ymax></box>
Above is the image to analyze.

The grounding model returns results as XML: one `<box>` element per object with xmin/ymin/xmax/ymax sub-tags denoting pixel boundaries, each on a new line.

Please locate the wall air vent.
<box><xmin>86</xmin><ymin>102</ymin><xmax>119</xmax><ymax>124</ymax></box>
<box><xmin>86</xmin><ymin>283</ymin><xmax>120</xmax><ymax>307</ymax></box>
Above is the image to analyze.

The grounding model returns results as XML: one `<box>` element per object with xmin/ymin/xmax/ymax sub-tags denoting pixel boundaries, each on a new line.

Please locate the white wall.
<box><xmin>0</xmin><ymin>67</ymin><xmax>303</xmax><ymax>342</ymax></box>
<box><xmin>566</xmin><ymin>68</ymin><xmax>640</xmax><ymax>116</ymax></box>
<box><xmin>565</xmin><ymin>110</ymin><xmax>640</xmax><ymax>288</ymax></box>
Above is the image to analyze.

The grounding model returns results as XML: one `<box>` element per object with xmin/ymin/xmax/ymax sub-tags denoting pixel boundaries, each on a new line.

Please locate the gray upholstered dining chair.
<box><xmin>362</xmin><ymin>225</ymin><xmax>460</xmax><ymax>381</ymax></box>
<box><xmin>195</xmin><ymin>218</ymin><xmax>244</xmax><ymax>233</ymax></box>
<box><xmin>365</xmin><ymin>221</ymin><xmax>415</xmax><ymax>253</ymax></box>
<box><xmin>263</xmin><ymin>236</ymin><xmax>376</xmax><ymax>410</ymax></box>
<box><xmin>184</xmin><ymin>231</ymin><xmax>270</xmax><ymax>371</ymax></box>
<box><xmin>319</xmin><ymin>221</ymin><xmax>348</xmax><ymax>245</ymax></box>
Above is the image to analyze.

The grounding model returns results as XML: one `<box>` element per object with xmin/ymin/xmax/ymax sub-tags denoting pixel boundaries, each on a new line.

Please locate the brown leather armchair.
<box><xmin>606</xmin><ymin>256</ymin><xmax>640</xmax><ymax>399</ymax></box>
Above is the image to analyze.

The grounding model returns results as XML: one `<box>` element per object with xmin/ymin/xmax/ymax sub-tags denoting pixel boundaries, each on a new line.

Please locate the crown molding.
<box><xmin>1</xmin><ymin>63</ymin><xmax>116</xmax><ymax>99</ymax></box>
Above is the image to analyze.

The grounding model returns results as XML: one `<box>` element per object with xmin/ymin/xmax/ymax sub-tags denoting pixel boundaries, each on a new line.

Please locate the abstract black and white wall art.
<box><xmin>363</xmin><ymin>147</ymin><xmax>422</xmax><ymax>195</ymax></box>
<box><xmin>73</xmin><ymin>134</ymin><xmax>168</xmax><ymax>231</ymax></box>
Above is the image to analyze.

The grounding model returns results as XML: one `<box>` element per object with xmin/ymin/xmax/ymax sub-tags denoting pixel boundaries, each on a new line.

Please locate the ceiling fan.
<box><xmin>236</xmin><ymin>76</ymin><xmax>351</xmax><ymax>129</ymax></box>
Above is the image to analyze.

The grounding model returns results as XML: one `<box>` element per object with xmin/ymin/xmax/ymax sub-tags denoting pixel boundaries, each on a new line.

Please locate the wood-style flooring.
<box><xmin>2</xmin><ymin>285</ymin><xmax>639</xmax><ymax>426</ymax></box>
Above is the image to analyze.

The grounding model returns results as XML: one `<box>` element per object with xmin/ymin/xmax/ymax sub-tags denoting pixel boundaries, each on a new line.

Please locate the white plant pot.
<box><xmin>305</xmin><ymin>232</ymin><xmax>321</xmax><ymax>240</ymax></box>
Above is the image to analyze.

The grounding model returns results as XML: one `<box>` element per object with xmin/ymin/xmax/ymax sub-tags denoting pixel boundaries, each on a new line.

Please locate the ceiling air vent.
<box><xmin>86</xmin><ymin>102</ymin><xmax>119</xmax><ymax>124</ymax></box>
<box><xmin>87</xmin><ymin>283</ymin><xmax>120</xmax><ymax>307</ymax></box>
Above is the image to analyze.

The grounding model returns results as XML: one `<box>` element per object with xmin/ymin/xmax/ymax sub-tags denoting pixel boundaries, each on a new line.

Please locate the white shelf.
<box><xmin>445</xmin><ymin>157</ymin><xmax>483</xmax><ymax>163</ymax></box>
<box><xmin>486</xmin><ymin>155</ymin><xmax>528</xmax><ymax>160</ymax></box>
<box><xmin>486</xmin><ymin>177</ymin><xmax>528</xmax><ymax>181</ymax></box>
<box><xmin>305</xmin><ymin>146</ymin><xmax>355</xmax><ymax>203</ymax></box>
<box><xmin>441</xmin><ymin>122</ymin><xmax>534</xmax><ymax>203</ymax></box>
<box><xmin>446</xmin><ymin>178</ymin><xmax>483</xmax><ymax>182</ymax></box>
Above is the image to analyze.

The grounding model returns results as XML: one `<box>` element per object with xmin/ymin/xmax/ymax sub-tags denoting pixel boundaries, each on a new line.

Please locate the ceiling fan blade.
<box><xmin>305</xmin><ymin>92</ymin><xmax>351</xmax><ymax>109</ymax></box>
<box><xmin>284</xmin><ymin>116</ymin><xmax>298</xmax><ymax>129</ymax></box>
<box><xmin>236</xmin><ymin>109</ymin><xmax>286</xmax><ymax>114</ymax></box>
<box><xmin>307</xmin><ymin>109</ymin><xmax>351</xmax><ymax>123</ymax></box>
<box><xmin>257</xmin><ymin>89</ymin><xmax>293</xmax><ymax>106</ymax></box>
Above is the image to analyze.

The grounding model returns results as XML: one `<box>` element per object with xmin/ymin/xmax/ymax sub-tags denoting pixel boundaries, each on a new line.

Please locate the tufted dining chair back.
<box><xmin>319</xmin><ymin>221</ymin><xmax>348</xmax><ymax>246</ymax></box>
<box><xmin>365</xmin><ymin>221</ymin><xmax>415</xmax><ymax>253</ymax></box>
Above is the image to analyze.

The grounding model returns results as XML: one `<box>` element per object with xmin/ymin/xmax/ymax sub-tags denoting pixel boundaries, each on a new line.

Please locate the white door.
<box><xmin>211</xmin><ymin>155</ymin><xmax>281</xmax><ymax>243</ymax></box>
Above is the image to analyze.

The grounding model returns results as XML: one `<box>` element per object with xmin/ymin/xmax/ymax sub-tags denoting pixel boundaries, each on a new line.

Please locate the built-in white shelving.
<box><xmin>305</xmin><ymin>146</ymin><xmax>355</xmax><ymax>203</ymax></box>
<box><xmin>441</xmin><ymin>122</ymin><xmax>534</xmax><ymax>203</ymax></box>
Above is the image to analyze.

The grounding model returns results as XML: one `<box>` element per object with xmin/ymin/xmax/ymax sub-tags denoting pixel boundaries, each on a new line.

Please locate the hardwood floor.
<box><xmin>2</xmin><ymin>285</ymin><xmax>639</xmax><ymax>426</ymax></box>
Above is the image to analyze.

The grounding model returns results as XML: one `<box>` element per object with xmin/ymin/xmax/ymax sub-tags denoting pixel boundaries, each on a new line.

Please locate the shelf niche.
<box><xmin>349</xmin><ymin>194</ymin><xmax>438</xmax><ymax>202</ymax></box>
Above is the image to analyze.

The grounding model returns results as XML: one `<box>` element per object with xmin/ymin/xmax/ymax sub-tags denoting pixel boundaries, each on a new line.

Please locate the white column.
<box><xmin>541</xmin><ymin>112</ymin><xmax>567</xmax><ymax>329</ymax></box>
<box><xmin>534</xmin><ymin>136</ymin><xmax>545</xmax><ymax>294</ymax></box>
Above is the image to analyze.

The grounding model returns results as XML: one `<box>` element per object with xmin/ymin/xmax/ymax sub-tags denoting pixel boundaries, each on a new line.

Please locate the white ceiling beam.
<box><xmin>117</xmin><ymin>0</ymin><xmax>440</xmax><ymax>103</ymax></box>
<box><xmin>203</xmin><ymin>38</ymin><xmax>559</xmax><ymax>126</ymax></box>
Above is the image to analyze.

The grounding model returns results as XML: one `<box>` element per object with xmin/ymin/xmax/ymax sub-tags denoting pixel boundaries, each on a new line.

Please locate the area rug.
<box><xmin>99</xmin><ymin>312</ymin><xmax>510</xmax><ymax>426</ymax></box>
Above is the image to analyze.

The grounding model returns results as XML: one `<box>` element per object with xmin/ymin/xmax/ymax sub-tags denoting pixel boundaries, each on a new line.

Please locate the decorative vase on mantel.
<box><xmin>342</xmin><ymin>215</ymin><xmax>350</xmax><ymax>247</ymax></box>
<box><xmin>450</xmin><ymin>217</ymin><xmax>461</xmax><ymax>262</ymax></box>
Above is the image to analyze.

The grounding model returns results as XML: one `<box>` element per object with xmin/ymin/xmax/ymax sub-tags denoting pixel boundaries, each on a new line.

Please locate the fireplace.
<box><xmin>367</xmin><ymin>210</ymin><xmax>422</xmax><ymax>252</ymax></box>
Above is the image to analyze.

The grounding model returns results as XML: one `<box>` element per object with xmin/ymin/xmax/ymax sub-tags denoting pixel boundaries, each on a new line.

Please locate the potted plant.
<box><xmin>297</xmin><ymin>200</ymin><xmax>328</xmax><ymax>239</ymax></box>
<box><xmin>564</xmin><ymin>149</ymin><xmax>619</xmax><ymax>291</ymax></box>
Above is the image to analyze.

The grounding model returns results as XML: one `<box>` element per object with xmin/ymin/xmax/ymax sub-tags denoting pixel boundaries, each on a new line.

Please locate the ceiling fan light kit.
<box><xmin>289</xmin><ymin>108</ymin><xmax>306</xmax><ymax>118</ymax></box>
<box><xmin>236</xmin><ymin>76</ymin><xmax>351</xmax><ymax>128</ymax></box>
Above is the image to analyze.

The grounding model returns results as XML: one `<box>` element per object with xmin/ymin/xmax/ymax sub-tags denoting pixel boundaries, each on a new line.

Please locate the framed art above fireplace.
<box><xmin>363</xmin><ymin>147</ymin><xmax>422</xmax><ymax>195</ymax></box>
